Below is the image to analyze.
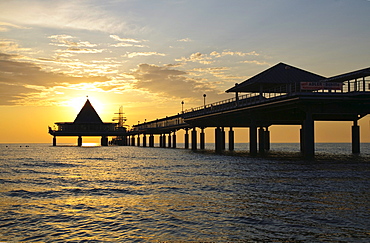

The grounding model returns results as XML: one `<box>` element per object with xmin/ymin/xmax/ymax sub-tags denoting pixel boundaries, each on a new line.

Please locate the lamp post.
<box><xmin>203</xmin><ymin>94</ymin><xmax>206</xmax><ymax>108</ymax></box>
<box><xmin>181</xmin><ymin>101</ymin><xmax>184</xmax><ymax>114</ymax></box>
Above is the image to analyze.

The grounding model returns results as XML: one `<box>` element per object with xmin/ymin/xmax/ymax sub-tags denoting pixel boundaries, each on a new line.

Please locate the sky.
<box><xmin>0</xmin><ymin>0</ymin><xmax>369</xmax><ymax>144</ymax></box>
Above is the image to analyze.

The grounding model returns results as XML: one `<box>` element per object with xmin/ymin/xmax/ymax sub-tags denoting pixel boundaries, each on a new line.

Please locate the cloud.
<box><xmin>109</xmin><ymin>35</ymin><xmax>147</xmax><ymax>48</ymax></box>
<box><xmin>0</xmin><ymin>1</ymin><xmax>134</xmax><ymax>33</ymax></box>
<box><xmin>177</xmin><ymin>38</ymin><xmax>192</xmax><ymax>42</ymax></box>
<box><xmin>47</xmin><ymin>35</ymin><xmax>104</xmax><ymax>55</ymax></box>
<box><xmin>130</xmin><ymin>64</ymin><xmax>224</xmax><ymax>101</ymax></box>
<box><xmin>221</xmin><ymin>50</ymin><xmax>260</xmax><ymax>57</ymax></box>
<box><xmin>209</xmin><ymin>50</ymin><xmax>260</xmax><ymax>58</ymax></box>
<box><xmin>0</xmin><ymin>39</ymin><xmax>34</xmax><ymax>54</ymax></box>
<box><xmin>48</xmin><ymin>35</ymin><xmax>97</xmax><ymax>48</ymax></box>
<box><xmin>175</xmin><ymin>50</ymin><xmax>262</xmax><ymax>65</ymax></box>
<box><xmin>55</xmin><ymin>47</ymin><xmax>105</xmax><ymax>54</ymax></box>
<box><xmin>241</xmin><ymin>60</ymin><xmax>270</xmax><ymax>65</ymax></box>
<box><xmin>0</xmin><ymin>53</ymin><xmax>111</xmax><ymax>105</ymax></box>
<box><xmin>124</xmin><ymin>52</ymin><xmax>166</xmax><ymax>58</ymax></box>
<box><xmin>0</xmin><ymin>22</ymin><xmax>30</xmax><ymax>32</ymax></box>
<box><xmin>175</xmin><ymin>52</ymin><xmax>214</xmax><ymax>64</ymax></box>
<box><xmin>110</xmin><ymin>35</ymin><xmax>141</xmax><ymax>43</ymax></box>
<box><xmin>0</xmin><ymin>83</ymin><xmax>39</xmax><ymax>105</ymax></box>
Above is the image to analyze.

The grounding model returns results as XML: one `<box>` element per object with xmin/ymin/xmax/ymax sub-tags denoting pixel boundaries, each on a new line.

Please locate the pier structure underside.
<box><xmin>127</xmin><ymin>92</ymin><xmax>369</xmax><ymax>158</ymax></box>
<box><xmin>49</xmin><ymin>130</ymin><xmax>127</xmax><ymax>146</ymax></box>
<box><xmin>183</xmin><ymin>92</ymin><xmax>369</xmax><ymax>158</ymax></box>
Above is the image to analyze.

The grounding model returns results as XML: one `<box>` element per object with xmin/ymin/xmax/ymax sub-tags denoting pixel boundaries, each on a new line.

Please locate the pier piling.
<box><xmin>228</xmin><ymin>127</ymin><xmax>234</xmax><ymax>151</ymax></box>
<box><xmin>249</xmin><ymin>124</ymin><xmax>257</xmax><ymax>156</ymax></box>
<box><xmin>352</xmin><ymin>120</ymin><xmax>360</xmax><ymax>154</ymax></box>
<box><xmin>191</xmin><ymin>127</ymin><xmax>197</xmax><ymax>150</ymax></box>
<box><xmin>200</xmin><ymin>128</ymin><xmax>205</xmax><ymax>150</ymax></box>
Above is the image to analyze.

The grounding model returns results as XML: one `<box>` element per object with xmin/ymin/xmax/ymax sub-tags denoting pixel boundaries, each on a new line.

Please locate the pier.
<box><xmin>126</xmin><ymin>63</ymin><xmax>370</xmax><ymax>158</ymax></box>
<box><xmin>48</xmin><ymin>99</ymin><xmax>126</xmax><ymax>146</ymax></box>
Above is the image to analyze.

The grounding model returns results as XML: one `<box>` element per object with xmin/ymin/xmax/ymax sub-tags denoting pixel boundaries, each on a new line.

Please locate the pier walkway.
<box><xmin>126</xmin><ymin>63</ymin><xmax>370</xmax><ymax>158</ymax></box>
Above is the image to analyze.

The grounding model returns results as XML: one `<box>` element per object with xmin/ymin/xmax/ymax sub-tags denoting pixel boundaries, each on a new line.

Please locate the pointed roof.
<box><xmin>226</xmin><ymin>62</ymin><xmax>326</xmax><ymax>92</ymax></box>
<box><xmin>73</xmin><ymin>99</ymin><xmax>103</xmax><ymax>124</ymax></box>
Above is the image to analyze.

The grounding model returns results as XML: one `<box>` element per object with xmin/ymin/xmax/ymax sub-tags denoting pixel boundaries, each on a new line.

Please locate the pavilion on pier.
<box><xmin>48</xmin><ymin>99</ymin><xmax>126</xmax><ymax>146</ymax></box>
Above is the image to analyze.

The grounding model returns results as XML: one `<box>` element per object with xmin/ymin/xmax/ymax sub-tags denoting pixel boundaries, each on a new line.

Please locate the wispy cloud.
<box><xmin>124</xmin><ymin>52</ymin><xmax>166</xmax><ymax>58</ymax></box>
<box><xmin>55</xmin><ymin>48</ymin><xmax>105</xmax><ymax>54</ymax></box>
<box><xmin>130</xmin><ymin>63</ymin><xmax>224</xmax><ymax>101</ymax></box>
<box><xmin>210</xmin><ymin>50</ymin><xmax>260</xmax><ymax>58</ymax></box>
<box><xmin>177</xmin><ymin>38</ymin><xmax>192</xmax><ymax>42</ymax></box>
<box><xmin>0</xmin><ymin>22</ymin><xmax>30</xmax><ymax>32</ymax></box>
<box><xmin>48</xmin><ymin>35</ymin><xmax>97</xmax><ymax>48</ymax></box>
<box><xmin>241</xmin><ymin>60</ymin><xmax>270</xmax><ymax>65</ymax></box>
<box><xmin>0</xmin><ymin>1</ymin><xmax>134</xmax><ymax>33</ymax></box>
<box><xmin>47</xmin><ymin>35</ymin><xmax>106</xmax><ymax>57</ymax></box>
<box><xmin>176</xmin><ymin>50</ymin><xmax>263</xmax><ymax>65</ymax></box>
<box><xmin>110</xmin><ymin>35</ymin><xmax>141</xmax><ymax>43</ymax></box>
<box><xmin>175</xmin><ymin>52</ymin><xmax>214</xmax><ymax>64</ymax></box>
<box><xmin>109</xmin><ymin>35</ymin><xmax>147</xmax><ymax>48</ymax></box>
<box><xmin>0</xmin><ymin>39</ymin><xmax>35</xmax><ymax>55</ymax></box>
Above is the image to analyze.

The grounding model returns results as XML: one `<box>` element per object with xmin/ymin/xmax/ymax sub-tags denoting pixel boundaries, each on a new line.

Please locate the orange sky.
<box><xmin>0</xmin><ymin>0</ymin><xmax>369</xmax><ymax>144</ymax></box>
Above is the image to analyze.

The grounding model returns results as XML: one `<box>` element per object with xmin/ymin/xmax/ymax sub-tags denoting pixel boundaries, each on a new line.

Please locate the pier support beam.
<box><xmin>258</xmin><ymin>127</ymin><xmax>265</xmax><ymax>154</ymax></box>
<box><xmin>302</xmin><ymin>112</ymin><xmax>315</xmax><ymax>159</ymax></box>
<box><xmin>162</xmin><ymin>134</ymin><xmax>166</xmax><ymax>148</ymax></box>
<box><xmin>131</xmin><ymin>135</ymin><xmax>135</xmax><ymax>146</ymax></box>
<box><xmin>53</xmin><ymin>136</ymin><xmax>56</xmax><ymax>146</ymax></box>
<box><xmin>101</xmin><ymin>136</ymin><xmax>108</xmax><ymax>146</ymax></box>
<box><xmin>221</xmin><ymin>127</ymin><xmax>226</xmax><ymax>151</ymax></box>
<box><xmin>352</xmin><ymin>120</ymin><xmax>360</xmax><ymax>154</ymax></box>
<box><xmin>78</xmin><ymin>136</ymin><xmax>82</xmax><ymax>147</ymax></box>
<box><xmin>184</xmin><ymin>128</ymin><xmax>189</xmax><ymax>149</ymax></box>
<box><xmin>300</xmin><ymin>128</ymin><xmax>304</xmax><ymax>153</ymax></box>
<box><xmin>149</xmin><ymin>134</ymin><xmax>154</xmax><ymax>147</ymax></box>
<box><xmin>168</xmin><ymin>133</ymin><xmax>171</xmax><ymax>148</ymax></box>
<box><xmin>264</xmin><ymin>127</ymin><xmax>270</xmax><ymax>151</ymax></box>
<box><xmin>249</xmin><ymin>124</ymin><xmax>257</xmax><ymax>156</ymax></box>
<box><xmin>191</xmin><ymin>127</ymin><xmax>197</xmax><ymax>150</ymax></box>
<box><xmin>137</xmin><ymin>135</ymin><xmax>140</xmax><ymax>147</ymax></box>
<box><xmin>215</xmin><ymin>127</ymin><xmax>222</xmax><ymax>153</ymax></box>
<box><xmin>143</xmin><ymin>134</ymin><xmax>147</xmax><ymax>147</ymax></box>
<box><xmin>200</xmin><ymin>128</ymin><xmax>205</xmax><ymax>150</ymax></box>
<box><xmin>229</xmin><ymin>127</ymin><xmax>234</xmax><ymax>151</ymax></box>
<box><xmin>159</xmin><ymin>134</ymin><xmax>163</xmax><ymax>148</ymax></box>
<box><xmin>172</xmin><ymin>131</ymin><xmax>177</xmax><ymax>148</ymax></box>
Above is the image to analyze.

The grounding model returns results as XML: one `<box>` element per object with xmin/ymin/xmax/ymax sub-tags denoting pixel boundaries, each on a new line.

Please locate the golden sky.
<box><xmin>0</xmin><ymin>0</ymin><xmax>369</xmax><ymax>144</ymax></box>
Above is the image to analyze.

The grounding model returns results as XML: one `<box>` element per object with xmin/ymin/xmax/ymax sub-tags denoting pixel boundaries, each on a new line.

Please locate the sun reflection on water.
<box><xmin>81</xmin><ymin>143</ymin><xmax>100</xmax><ymax>147</ymax></box>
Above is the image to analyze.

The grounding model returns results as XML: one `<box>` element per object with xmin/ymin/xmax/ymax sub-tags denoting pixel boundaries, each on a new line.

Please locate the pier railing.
<box><xmin>130</xmin><ymin>115</ymin><xmax>188</xmax><ymax>132</ymax></box>
<box><xmin>131</xmin><ymin>78</ymin><xmax>369</xmax><ymax>132</ymax></box>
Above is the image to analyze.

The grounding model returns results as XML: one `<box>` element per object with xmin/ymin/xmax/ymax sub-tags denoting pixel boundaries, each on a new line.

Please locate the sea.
<box><xmin>0</xmin><ymin>143</ymin><xmax>369</xmax><ymax>242</ymax></box>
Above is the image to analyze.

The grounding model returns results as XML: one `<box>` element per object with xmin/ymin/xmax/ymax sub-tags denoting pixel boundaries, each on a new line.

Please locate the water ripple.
<box><xmin>0</xmin><ymin>143</ymin><xmax>369</xmax><ymax>242</ymax></box>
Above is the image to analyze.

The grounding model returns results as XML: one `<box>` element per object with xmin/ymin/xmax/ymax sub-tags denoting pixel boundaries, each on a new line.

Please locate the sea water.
<box><xmin>0</xmin><ymin>143</ymin><xmax>369</xmax><ymax>242</ymax></box>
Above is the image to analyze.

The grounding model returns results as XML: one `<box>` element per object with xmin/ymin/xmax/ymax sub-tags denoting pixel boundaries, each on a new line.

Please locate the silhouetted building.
<box><xmin>49</xmin><ymin>99</ymin><xmax>126</xmax><ymax>146</ymax></box>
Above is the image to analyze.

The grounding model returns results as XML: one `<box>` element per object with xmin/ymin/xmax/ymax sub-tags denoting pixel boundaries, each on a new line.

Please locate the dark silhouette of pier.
<box><xmin>125</xmin><ymin>63</ymin><xmax>370</xmax><ymax>158</ymax></box>
<box><xmin>48</xmin><ymin>99</ymin><xmax>126</xmax><ymax>146</ymax></box>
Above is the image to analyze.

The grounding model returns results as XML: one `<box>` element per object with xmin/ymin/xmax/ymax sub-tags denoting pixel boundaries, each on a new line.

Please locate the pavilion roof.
<box><xmin>226</xmin><ymin>62</ymin><xmax>326</xmax><ymax>93</ymax></box>
<box><xmin>73</xmin><ymin>99</ymin><xmax>103</xmax><ymax>124</ymax></box>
